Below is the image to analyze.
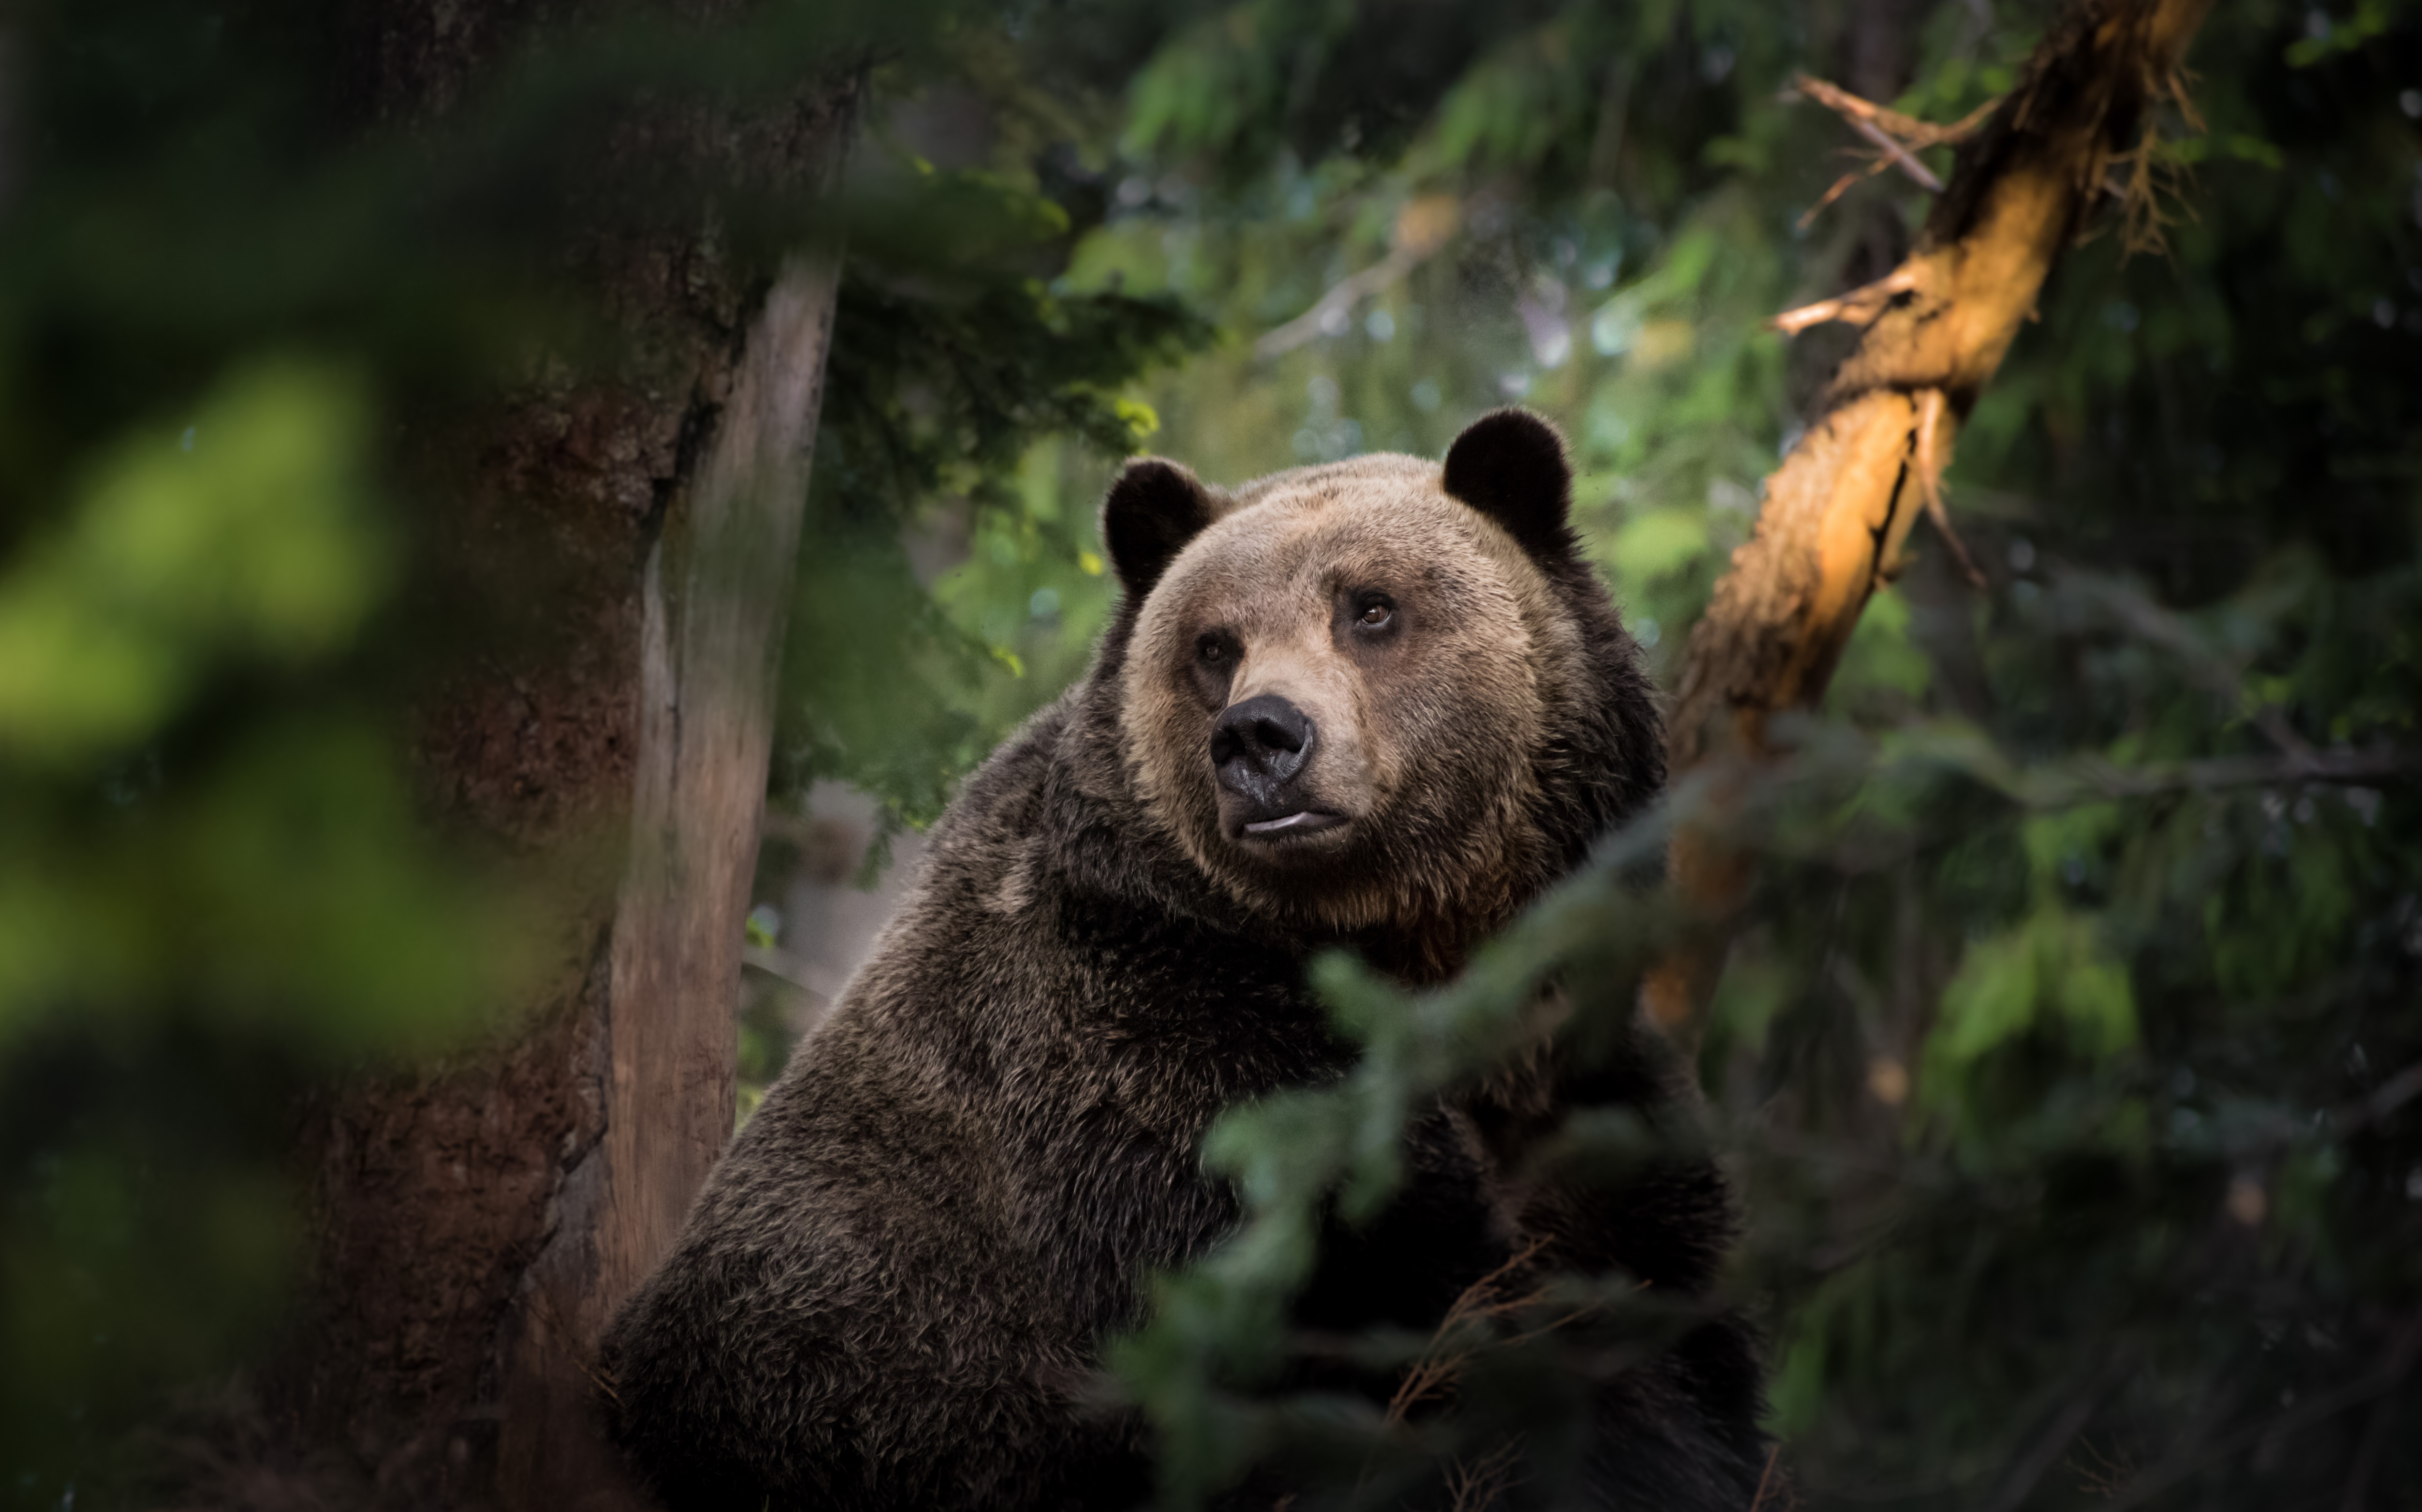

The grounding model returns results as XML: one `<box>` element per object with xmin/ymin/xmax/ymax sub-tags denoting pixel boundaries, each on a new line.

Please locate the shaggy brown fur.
<box><xmin>599</xmin><ymin>410</ymin><xmax>1762</xmax><ymax>1509</ymax></box>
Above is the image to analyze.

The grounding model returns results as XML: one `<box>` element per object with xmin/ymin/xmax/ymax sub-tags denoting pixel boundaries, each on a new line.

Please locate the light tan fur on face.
<box><xmin>1119</xmin><ymin>455</ymin><xmax>1589</xmax><ymax>945</ymax></box>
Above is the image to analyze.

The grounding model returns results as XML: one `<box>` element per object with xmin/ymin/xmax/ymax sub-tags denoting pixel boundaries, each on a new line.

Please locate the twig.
<box><xmin>1384</xmin><ymin>1237</ymin><xmax>1556</xmax><ymax>1426</ymax></box>
<box><xmin>1770</xmin><ymin>267</ymin><xmax>1921</xmax><ymax>335</ymax></box>
<box><xmin>1793</xmin><ymin>74</ymin><xmax>2000</xmax><ymax>149</ymax></box>
<box><xmin>1749</xmin><ymin>1443</ymin><xmax>1785</xmax><ymax>1510</ymax></box>
<box><xmin>1785</xmin><ymin>75</ymin><xmax>1999</xmax><ymax>220</ymax></box>
<box><xmin>1444</xmin><ymin>1438</ymin><xmax>1528</xmax><ymax>1512</ymax></box>
<box><xmin>1256</xmin><ymin>245</ymin><xmax>1422</xmax><ymax>360</ymax></box>
<box><xmin>1797</xmin><ymin>157</ymin><xmax>1896</xmax><ymax>231</ymax></box>
<box><xmin>1846</xmin><ymin>115</ymin><xmax>1946</xmax><ymax>193</ymax></box>
<box><xmin>1913</xmin><ymin>388</ymin><xmax>1987</xmax><ymax>587</ymax></box>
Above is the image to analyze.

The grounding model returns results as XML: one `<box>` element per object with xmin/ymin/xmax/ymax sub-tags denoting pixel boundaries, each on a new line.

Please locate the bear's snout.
<box><xmin>1211</xmin><ymin>694</ymin><xmax>1346</xmax><ymax>840</ymax></box>
<box><xmin>1211</xmin><ymin>693</ymin><xmax>1313</xmax><ymax>791</ymax></box>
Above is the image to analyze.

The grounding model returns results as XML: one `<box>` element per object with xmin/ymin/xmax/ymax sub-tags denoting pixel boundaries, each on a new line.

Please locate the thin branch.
<box><xmin>1256</xmin><ymin>244</ymin><xmax>1423</xmax><ymax>360</ymax></box>
<box><xmin>1769</xmin><ymin>267</ymin><xmax>1921</xmax><ymax>335</ymax></box>
<box><xmin>1444</xmin><ymin>1438</ymin><xmax>1528</xmax><ymax>1512</ymax></box>
<box><xmin>1797</xmin><ymin>157</ymin><xmax>1896</xmax><ymax>232</ymax></box>
<box><xmin>1846</xmin><ymin>114</ymin><xmax>1946</xmax><ymax>193</ymax></box>
<box><xmin>1383</xmin><ymin>1237</ymin><xmax>1556</xmax><ymax>1426</ymax></box>
<box><xmin>1749</xmin><ymin>1444</ymin><xmax>1785</xmax><ymax>1511</ymax></box>
<box><xmin>1793</xmin><ymin>74</ymin><xmax>2000</xmax><ymax>149</ymax></box>
<box><xmin>1913</xmin><ymin>387</ymin><xmax>1987</xmax><ymax>587</ymax></box>
<box><xmin>1784</xmin><ymin>75</ymin><xmax>2001</xmax><ymax>220</ymax></box>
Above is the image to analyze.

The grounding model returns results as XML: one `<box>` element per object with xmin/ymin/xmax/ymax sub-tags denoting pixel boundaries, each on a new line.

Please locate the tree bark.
<box><xmin>261</xmin><ymin>14</ymin><xmax>856</xmax><ymax>1508</ymax></box>
<box><xmin>1644</xmin><ymin>0</ymin><xmax>2215</xmax><ymax>1045</ymax></box>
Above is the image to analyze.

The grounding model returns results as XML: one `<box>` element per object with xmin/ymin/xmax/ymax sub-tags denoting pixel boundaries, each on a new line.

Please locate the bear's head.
<box><xmin>1103</xmin><ymin>409</ymin><xmax>1660</xmax><ymax>955</ymax></box>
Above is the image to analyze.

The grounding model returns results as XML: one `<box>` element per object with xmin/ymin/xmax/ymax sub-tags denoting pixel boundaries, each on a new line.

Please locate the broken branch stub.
<box><xmin>1644</xmin><ymin>0</ymin><xmax>2215</xmax><ymax>1044</ymax></box>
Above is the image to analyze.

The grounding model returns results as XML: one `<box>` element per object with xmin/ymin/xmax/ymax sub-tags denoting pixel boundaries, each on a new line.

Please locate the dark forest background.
<box><xmin>2</xmin><ymin>0</ymin><xmax>2419</xmax><ymax>1508</ymax></box>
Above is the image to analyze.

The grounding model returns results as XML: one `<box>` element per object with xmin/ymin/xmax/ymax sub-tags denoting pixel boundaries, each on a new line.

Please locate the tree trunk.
<box><xmin>263</xmin><ymin>14</ymin><xmax>855</xmax><ymax>1508</ymax></box>
<box><xmin>1644</xmin><ymin>0</ymin><xmax>2215</xmax><ymax>1045</ymax></box>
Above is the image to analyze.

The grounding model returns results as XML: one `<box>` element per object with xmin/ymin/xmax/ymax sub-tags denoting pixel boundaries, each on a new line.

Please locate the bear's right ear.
<box><xmin>1442</xmin><ymin>408</ymin><xmax>1575</xmax><ymax>563</ymax></box>
<box><xmin>1101</xmin><ymin>458</ymin><xmax>1219</xmax><ymax>599</ymax></box>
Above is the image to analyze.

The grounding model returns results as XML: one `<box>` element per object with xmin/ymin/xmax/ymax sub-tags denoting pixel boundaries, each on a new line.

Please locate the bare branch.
<box><xmin>1255</xmin><ymin>193</ymin><xmax>1461</xmax><ymax>360</ymax></box>
<box><xmin>1913</xmin><ymin>388</ymin><xmax>1987</xmax><ymax>587</ymax></box>
<box><xmin>1749</xmin><ymin>1445</ymin><xmax>1785</xmax><ymax>1511</ymax></box>
<box><xmin>1255</xmin><ymin>245</ymin><xmax>1423</xmax><ymax>360</ymax></box>
<box><xmin>1797</xmin><ymin>157</ymin><xmax>1895</xmax><ymax>232</ymax></box>
<box><xmin>1769</xmin><ymin>267</ymin><xmax>1921</xmax><ymax>336</ymax></box>
<box><xmin>1846</xmin><ymin>113</ymin><xmax>1946</xmax><ymax>193</ymax></box>
<box><xmin>1794</xmin><ymin>74</ymin><xmax>2000</xmax><ymax>150</ymax></box>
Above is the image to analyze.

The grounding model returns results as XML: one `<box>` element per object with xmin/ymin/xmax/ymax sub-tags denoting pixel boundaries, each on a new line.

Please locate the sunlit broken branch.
<box><xmin>1914</xmin><ymin>388</ymin><xmax>1987</xmax><ymax>587</ymax></box>
<box><xmin>1769</xmin><ymin>268</ymin><xmax>1920</xmax><ymax>335</ymax></box>
<box><xmin>1649</xmin><ymin>0</ymin><xmax>2220</xmax><ymax>1046</ymax></box>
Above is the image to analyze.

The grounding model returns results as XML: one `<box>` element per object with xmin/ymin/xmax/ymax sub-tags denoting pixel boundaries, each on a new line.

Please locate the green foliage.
<box><xmin>0</xmin><ymin>363</ymin><xmax>386</xmax><ymax>766</ymax></box>
<box><xmin>0</xmin><ymin>0</ymin><xmax>1200</xmax><ymax>1499</ymax></box>
<box><xmin>0</xmin><ymin>359</ymin><xmax>535</xmax><ymax>1487</ymax></box>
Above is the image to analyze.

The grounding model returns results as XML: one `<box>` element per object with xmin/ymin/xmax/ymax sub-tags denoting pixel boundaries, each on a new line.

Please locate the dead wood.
<box><xmin>1644</xmin><ymin>0</ymin><xmax>2216</xmax><ymax>1044</ymax></box>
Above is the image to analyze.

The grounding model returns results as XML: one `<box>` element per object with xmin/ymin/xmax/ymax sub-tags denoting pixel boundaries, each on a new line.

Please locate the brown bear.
<box><xmin>599</xmin><ymin>410</ymin><xmax>1763</xmax><ymax>1509</ymax></box>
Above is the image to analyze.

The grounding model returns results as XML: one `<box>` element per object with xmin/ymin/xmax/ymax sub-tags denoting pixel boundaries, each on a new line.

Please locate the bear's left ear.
<box><xmin>1442</xmin><ymin>408</ymin><xmax>1574</xmax><ymax>562</ymax></box>
<box><xmin>1101</xmin><ymin>458</ymin><xmax>1221</xmax><ymax>599</ymax></box>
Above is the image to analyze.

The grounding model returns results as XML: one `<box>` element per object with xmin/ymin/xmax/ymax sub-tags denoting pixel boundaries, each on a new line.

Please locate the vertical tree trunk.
<box><xmin>497</xmin><ymin>251</ymin><xmax>845</xmax><ymax>1510</ymax></box>
<box><xmin>1644</xmin><ymin>0</ymin><xmax>2214</xmax><ymax>1047</ymax></box>
<box><xmin>264</xmin><ymin>13</ymin><xmax>856</xmax><ymax>1507</ymax></box>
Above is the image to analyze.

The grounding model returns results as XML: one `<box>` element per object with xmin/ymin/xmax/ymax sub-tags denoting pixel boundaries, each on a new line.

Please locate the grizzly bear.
<box><xmin>599</xmin><ymin>410</ymin><xmax>1763</xmax><ymax>1509</ymax></box>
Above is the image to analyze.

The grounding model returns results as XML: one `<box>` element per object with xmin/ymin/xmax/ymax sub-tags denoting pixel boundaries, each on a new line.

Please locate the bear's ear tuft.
<box><xmin>1442</xmin><ymin>408</ymin><xmax>1575</xmax><ymax>562</ymax></box>
<box><xmin>1101</xmin><ymin>458</ymin><xmax>1220</xmax><ymax>598</ymax></box>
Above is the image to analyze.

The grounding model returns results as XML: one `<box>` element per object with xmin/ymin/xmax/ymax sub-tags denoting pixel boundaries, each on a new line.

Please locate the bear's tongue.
<box><xmin>1243</xmin><ymin>810</ymin><xmax>1342</xmax><ymax>835</ymax></box>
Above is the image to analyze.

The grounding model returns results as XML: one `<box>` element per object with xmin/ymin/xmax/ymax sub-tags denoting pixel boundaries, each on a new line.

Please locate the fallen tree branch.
<box><xmin>1646</xmin><ymin>0</ymin><xmax>2218</xmax><ymax>1045</ymax></box>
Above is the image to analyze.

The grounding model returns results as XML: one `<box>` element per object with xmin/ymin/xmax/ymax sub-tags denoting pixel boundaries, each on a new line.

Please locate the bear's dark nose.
<box><xmin>1210</xmin><ymin>694</ymin><xmax>1314</xmax><ymax>801</ymax></box>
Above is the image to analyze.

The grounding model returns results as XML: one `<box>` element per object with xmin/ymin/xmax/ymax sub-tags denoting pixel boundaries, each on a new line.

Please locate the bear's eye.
<box><xmin>1357</xmin><ymin>599</ymin><xmax>1394</xmax><ymax>630</ymax></box>
<box><xmin>1197</xmin><ymin>634</ymin><xmax>1226</xmax><ymax>665</ymax></box>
